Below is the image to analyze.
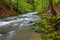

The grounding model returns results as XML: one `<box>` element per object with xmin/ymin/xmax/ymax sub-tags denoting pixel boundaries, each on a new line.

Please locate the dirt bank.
<box><xmin>0</xmin><ymin>3</ymin><xmax>18</xmax><ymax>18</ymax></box>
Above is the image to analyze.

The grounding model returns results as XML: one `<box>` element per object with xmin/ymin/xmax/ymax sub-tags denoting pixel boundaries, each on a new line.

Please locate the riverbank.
<box><xmin>31</xmin><ymin>3</ymin><xmax>60</xmax><ymax>40</ymax></box>
<box><xmin>0</xmin><ymin>3</ymin><xmax>19</xmax><ymax>19</ymax></box>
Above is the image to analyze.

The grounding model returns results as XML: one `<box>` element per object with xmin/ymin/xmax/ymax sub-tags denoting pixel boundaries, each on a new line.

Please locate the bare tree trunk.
<box><xmin>16</xmin><ymin>0</ymin><xmax>18</xmax><ymax>12</ymax></box>
<box><xmin>10</xmin><ymin>0</ymin><xmax>13</xmax><ymax>11</ymax></box>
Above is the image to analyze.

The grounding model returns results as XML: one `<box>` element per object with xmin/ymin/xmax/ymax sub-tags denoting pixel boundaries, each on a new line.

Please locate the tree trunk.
<box><xmin>49</xmin><ymin>0</ymin><xmax>58</xmax><ymax>31</ymax></box>
<box><xmin>49</xmin><ymin>0</ymin><xmax>57</xmax><ymax>16</ymax></box>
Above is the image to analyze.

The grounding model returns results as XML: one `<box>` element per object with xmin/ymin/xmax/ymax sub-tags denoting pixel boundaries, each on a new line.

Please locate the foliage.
<box><xmin>2</xmin><ymin>0</ymin><xmax>50</xmax><ymax>13</ymax></box>
<box><xmin>0</xmin><ymin>0</ymin><xmax>60</xmax><ymax>40</ymax></box>
<box><xmin>31</xmin><ymin>0</ymin><xmax>60</xmax><ymax>40</ymax></box>
<box><xmin>53</xmin><ymin>0</ymin><xmax>60</xmax><ymax>3</ymax></box>
<box><xmin>18</xmin><ymin>0</ymin><xmax>32</xmax><ymax>13</ymax></box>
<box><xmin>0</xmin><ymin>0</ymin><xmax>60</xmax><ymax>13</ymax></box>
<box><xmin>32</xmin><ymin>13</ymin><xmax>60</xmax><ymax>40</ymax></box>
<box><xmin>4</xmin><ymin>0</ymin><xmax>33</xmax><ymax>13</ymax></box>
<box><xmin>34</xmin><ymin>0</ymin><xmax>49</xmax><ymax>12</ymax></box>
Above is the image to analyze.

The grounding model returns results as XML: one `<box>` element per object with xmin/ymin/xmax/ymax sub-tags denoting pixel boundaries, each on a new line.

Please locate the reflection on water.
<box><xmin>0</xmin><ymin>12</ymin><xmax>41</xmax><ymax>40</ymax></box>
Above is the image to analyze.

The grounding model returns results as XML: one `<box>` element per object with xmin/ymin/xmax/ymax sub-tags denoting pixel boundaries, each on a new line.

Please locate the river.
<box><xmin>0</xmin><ymin>12</ymin><xmax>42</xmax><ymax>40</ymax></box>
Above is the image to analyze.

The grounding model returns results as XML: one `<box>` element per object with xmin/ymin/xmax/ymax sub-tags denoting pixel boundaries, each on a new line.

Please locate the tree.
<box><xmin>10</xmin><ymin>0</ymin><xmax>12</xmax><ymax>11</ymax></box>
<box><xmin>49</xmin><ymin>0</ymin><xmax>57</xmax><ymax>16</ymax></box>
<box><xmin>49</xmin><ymin>0</ymin><xmax>60</xmax><ymax>31</ymax></box>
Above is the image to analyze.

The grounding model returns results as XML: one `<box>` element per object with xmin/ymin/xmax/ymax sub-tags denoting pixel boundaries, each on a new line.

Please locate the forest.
<box><xmin>0</xmin><ymin>0</ymin><xmax>60</xmax><ymax>40</ymax></box>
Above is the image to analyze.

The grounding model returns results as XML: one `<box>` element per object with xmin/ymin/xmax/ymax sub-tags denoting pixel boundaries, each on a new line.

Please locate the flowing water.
<box><xmin>0</xmin><ymin>12</ymin><xmax>42</xmax><ymax>40</ymax></box>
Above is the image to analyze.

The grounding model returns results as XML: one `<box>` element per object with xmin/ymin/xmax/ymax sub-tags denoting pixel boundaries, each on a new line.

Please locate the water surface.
<box><xmin>0</xmin><ymin>12</ymin><xmax>42</xmax><ymax>40</ymax></box>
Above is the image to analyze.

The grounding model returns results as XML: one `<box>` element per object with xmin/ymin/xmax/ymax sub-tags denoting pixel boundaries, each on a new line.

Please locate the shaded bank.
<box><xmin>0</xmin><ymin>3</ymin><xmax>18</xmax><ymax>18</ymax></box>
